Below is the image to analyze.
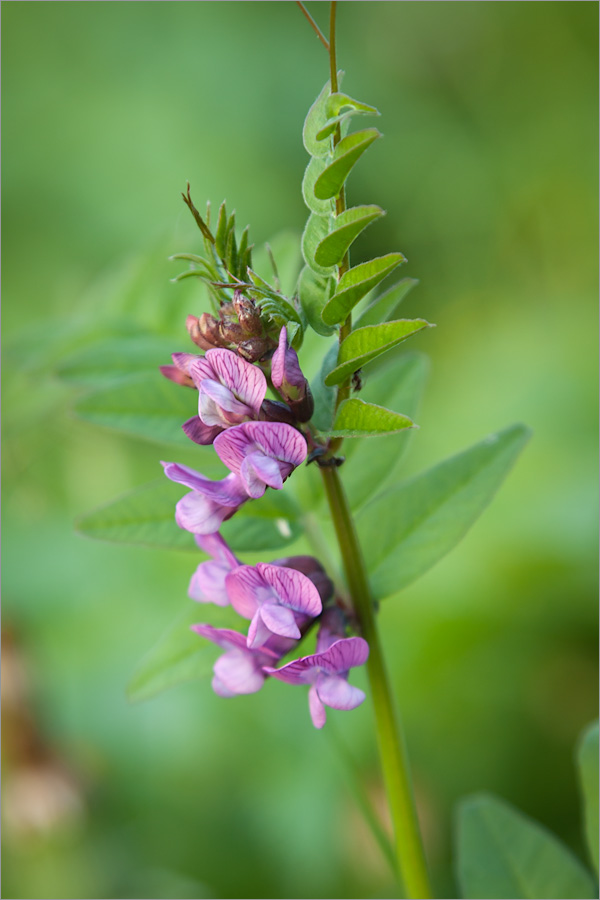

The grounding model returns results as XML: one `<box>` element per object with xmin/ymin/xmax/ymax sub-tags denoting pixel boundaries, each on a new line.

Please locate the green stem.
<box><xmin>320</xmin><ymin>465</ymin><xmax>432</xmax><ymax>899</ymax></box>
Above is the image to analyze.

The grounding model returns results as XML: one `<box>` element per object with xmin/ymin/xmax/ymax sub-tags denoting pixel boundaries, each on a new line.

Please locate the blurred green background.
<box><xmin>2</xmin><ymin>2</ymin><xmax>598</xmax><ymax>898</ymax></box>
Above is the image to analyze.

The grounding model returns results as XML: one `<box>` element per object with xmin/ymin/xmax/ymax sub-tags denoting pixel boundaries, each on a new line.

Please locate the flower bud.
<box><xmin>186</xmin><ymin>314</ymin><xmax>218</xmax><ymax>351</ymax></box>
<box><xmin>232</xmin><ymin>290</ymin><xmax>263</xmax><ymax>337</ymax></box>
<box><xmin>271</xmin><ymin>327</ymin><xmax>313</xmax><ymax>422</ymax></box>
<box><xmin>258</xmin><ymin>399</ymin><xmax>297</xmax><ymax>427</ymax></box>
<box><xmin>237</xmin><ymin>336</ymin><xmax>274</xmax><ymax>363</ymax></box>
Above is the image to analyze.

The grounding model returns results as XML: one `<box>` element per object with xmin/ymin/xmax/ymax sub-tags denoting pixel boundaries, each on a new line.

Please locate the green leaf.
<box><xmin>310</xmin><ymin>341</ymin><xmax>339</xmax><ymax>433</ymax></box>
<box><xmin>215</xmin><ymin>201</ymin><xmax>228</xmax><ymax>260</ymax></box>
<box><xmin>322</xmin><ymin>253</ymin><xmax>406</xmax><ymax>326</ymax></box>
<box><xmin>456</xmin><ymin>793</ymin><xmax>597</xmax><ymax>899</ymax></box>
<box><xmin>342</xmin><ymin>354</ymin><xmax>429</xmax><ymax>509</ymax></box>
<box><xmin>324</xmin><ymin>318</ymin><xmax>432</xmax><ymax>386</ymax></box>
<box><xmin>301</xmin><ymin>212</ymin><xmax>335</xmax><ymax>277</ymax></box>
<box><xmin>302</xmin><ymin>156</ymin><xmax>335</xmax><ymax>216</ymax></box>
<box><xmin>128</xmin><ymin>603</ymin><xmax>240</xmax><ymax>703</ymax></box>
<box><xmin>77</xmin><ymin>479</ymin><xmax>197</xmax><ymax>551</ymax></box>
<box><xmin>74</xmin><ymin>372</ymin><xmax>198</xmax><ymax>448</ymax></box>
<box><xmin>358</xmin><ymin>424</ymin><xmax>532</xmax><ymax>600</ymax></box>
<box><xmin>77</xmin><ymin>478</ymin><xmax>303</xmax><ymax>553</ymax></box>
<box><xmin>313</xmin><ymin>128</ymin><xmax>381</xmax><ymax>201</ymax></box>
<box><xmin>577</xmin><ymin>721</ymin><xmax>599</xmax><ymax>876</ymax></box>
<box><xmin>303</xmin><ymin>78</ymin><xmax>335</xmax><ymax>158</ymax></box>
<box><xmin>298</xmin><ymin>266</ymin><xmax>336</xmax><ymax>337</ymax></box>
<box><xmin>56</xmin><ymin>334</ymin><xmax>181</xmax><ymax>387</ymax></box>
<box><xmin>325</xmin><ymin>398</ymin><xmax>414</xmax><ymax>438</ymax></box>
<box><xmin>314</xmin><ymin>205</ymin><xmax>385</xmax><ymax>268</ymax></box>
<box><xmin>355</xmin><ymin>278</ymin><xmax>420</xmax><ymax>328</ymax></box>
<box><xmin>247</xmin><ymin>269</ymin><xmax>302</xmax><ymax>325</ymax></box>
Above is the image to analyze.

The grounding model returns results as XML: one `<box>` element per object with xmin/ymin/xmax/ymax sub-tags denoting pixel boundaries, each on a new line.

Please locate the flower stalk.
<box><xmin>320</xmin><ymin>464</ymin><xmax>432</xmax><ymax>899</ymax></box>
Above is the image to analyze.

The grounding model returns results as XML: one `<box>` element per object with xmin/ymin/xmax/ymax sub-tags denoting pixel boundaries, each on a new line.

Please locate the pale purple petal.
<box><xmin>212</xmin><ymin>675</ymin><xmax>237</xmax><ymax>698</ymax></box>
<box><xmin>199</xmin><ymin>380</ymin><xmax>253</xmax><ymax>426</ymax></box>
<box><xmin>247</xmin><ymin>609</ymin><xmax>273</xmax><ymax>650</ymax></box>
<box><xmin>182</xmin><ymin>416</ymin><xmax>223</xmax><ymax>445</ymax></box>
<box><xmin>160</xmin><ymin>365</ymin><xmax>195</xmax><ymax>388</ymax></box>
<box><xmin>206</xmin><ymin>348</ymin><xmax>267</xmax><ymax>414</ymax></box>
<box><xmin>213</xmin><ymin>649</ymin><xmax>266</xmax><ymax>695</ymax></box>
<box><xmin>240</xmin><ymin>453</ymin><xmax>283</xmax><ymax>497</ymax></box>
<box><xmin>225</xmin><ymin>565</ymin><xmax>273</xmax><ymax>619</ymax></box>
<box><xmin>188</xmin><ymin>560</ymin><xmax>231</xmax><ymax>606</ymax></box>
<box><xmin>175</xmin><ymin>492</ymin><xmax>231</xmax><ymax>534</ymax></box>
<box><xmin>195</xmin><ymin>533</ymin><xmax>239</xmax><ymax>569</ymax></box>
<box><xmin>271</xmin><ymin>326</ymin><xmax>305</xmax><ymax>395</ymax></box>
<box><xmin>162</xmin><ymin>460</ymin><xmax>218</xmax><ymax>493</ymax></box>
<box><xmin>308</xmin><ymin>684</ymin><xmax>327</xmax><ymax>729</ymax></box>
<box><xmin>313</xmin><ymin>637</ymin><xmax>370</xmax><ymax>675</ymax></box>
<box><xmin>190</xmin><ymin>624</ymin><xmax>249</xmax><ymax>652</ymax></box>
<box><xmin>316</xmin><ymin>673</ymin><xmax>366</xmax><ymax>710</ymax></box>
<box><xmin>258</xmin><ymin>564</ymin><xmax>322</xmax><ymax>617</ymax></box>
<box><xmin>245</xmin><ymin>422</ymin><xmax>307</xmax><ymax>468</ymax></box>
<box><xmin>172</xmin><ymin>352</ymin><xmax>203</xmax><ymax>375</ymax></box>
<box><xmin>188</xmin><ymin>355</ymin><xmax>219</xmax><ymax>388</ymax></box>
<box><xmin>162</xmin><ymin>463</ymin><xmax>249</xmax><ymax>506</ymax></box>
<box><xmin>260</xmin><ymin>603</ymin><xmax>301</xmax><ymax>640</ymax></box>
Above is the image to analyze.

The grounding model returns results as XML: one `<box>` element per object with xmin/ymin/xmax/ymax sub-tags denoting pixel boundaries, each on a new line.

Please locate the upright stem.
<box><xmin>321</xmin><ymin>465</ymin><xmax>432</xmax><ymax>899</ymax></box>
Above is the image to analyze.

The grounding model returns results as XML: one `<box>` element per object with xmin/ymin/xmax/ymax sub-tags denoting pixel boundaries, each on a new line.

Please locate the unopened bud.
<box><xmin>232</xmin><ymin>290</ymin><xmax>263</xmax><ymax>337</ymax></box>
<box><xmin>259</xmin><ymin>399</ymin><xmax>297</xmax><ymax>427</ymax></box>
<box><xmin>237</xmin><ymin>336</ymin><xmax>273</xmax><ymax>363</ymax></box>
<box><xmin>186</xmin><ymin>315</ymin><xmax>216</xmax><ymax>351</ymax></box>
<box><xmin>271</xmin><ymin>327</ymin><xmax>312</xmax><ymax>420</ymax></box>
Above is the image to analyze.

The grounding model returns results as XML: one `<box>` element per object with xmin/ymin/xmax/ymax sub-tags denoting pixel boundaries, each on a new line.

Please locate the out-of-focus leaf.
<box><xmin>325</xmin><ymin>398</ymin><xmax>414</xmax><ymax>438</ymax></box>
<box><xmin>77</xmin><ymin>478</ymin><xmax>303</xmax><ymax>553</ymax></box>
<box><xmin>298</xmin><ymin>266</ymin><xmax>336</xmax><ymax>337</ymax></box>
<box><xmin>456</xmin><ymin>793</ymin><xmax>596</xmax><ymax>899</ymax></box>
<box><xmin>76</xmin><ymin>479</ymin><xmax>197</xmax><ymax>551</ymax></box>
<box><xmin>358</xmin><ymin>424</ymin><xmax>532</xmax><ymax>599</ymax></box>
<box><xmin>251</xmin><ymin>231</ymin><xmax>302</xmax><ymax>299</ymax></box>
<box><xmin>342</xmin><ymin>353</ymin><xmax>429</xmax><ymax>509</ymax></box>
<box><xmin>56</xmin><ymin>334</ymin><xmax>181</xmax><ymax>387</ymax></box>
<box><xmin>214</xmin><ymin>201</ymin><xmax>228</xmax><ymax>260</ymax></box>
<box><xmin>302</xmin><ymin>156</ymin><xmax>335</xmax><ymax>216</ymax></box>
<box><xmin>74</xmin><ymin>372</ymin><xmax>198</xmax><ymax>448</ymax></box>
<box><xmin>577</xmin><ymin>721</ymin><xmax>599</xmax><ymax>876</ymax></box>
<box><xmin>303</xmin><ymin>77</ymin><xmax>334</xmax><ymax>158</ymax></box>
<box><xmin>355</xmin><ymin>278</ymin><xmax>420</xmax><ymax>328</ymax></box>
<box><xmin>127</xmin><ymin>603</ymin><xmax>240</xmax><ymax>703</ymax></box>
<box><xmin>310</xmin><ymin>341</ymin><xmax>339</xmax><ymax>433</ymax></box>
<box><xmin>301</xmin><ymin>212</ymin><xmax>335</xmax><ymax>277</ymax></box>
<box><xmin>326</xmin><ymin>92</ymin><xmax>380</xmax><ymax>118</ymax></box>
<box><xmin>322</xmin><ymin>253</ymin><xmax>406</xmax><ymax>326</ymax></box>
<box><xmin>324</xmin><ymin>318</ymin><xmax>432</xmax><ymax>386</ymax></box>
<box><xmin>314</xmin><ymin>205</ymin><xmax>385</xmax><ymax>268</ymax></box>
<box><xmin>313</xmin><ymin>128</ymin><xmax>381</xmax><ymax>200</ymax></box>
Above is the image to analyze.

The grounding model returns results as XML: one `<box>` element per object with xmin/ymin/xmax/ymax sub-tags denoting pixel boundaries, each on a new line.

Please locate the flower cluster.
<box><xmin>161</xmin><ymin>315</ymin><xmax>369</xmax><ymax>727</ymax></box>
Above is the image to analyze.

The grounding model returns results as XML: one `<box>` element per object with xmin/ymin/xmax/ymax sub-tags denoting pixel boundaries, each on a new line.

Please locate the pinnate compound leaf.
<box><xmin>577</xmin><ymin>721</ymin><xmax>599</xmax><ymax>876</ymax></box>
<box><xmin>324</xmin><ymin>318</ymin><xmax>432</xmax><ymax>386</ymax></box>
<box><xmin>315</xmin><ymin>205</ymin><xmax>385</xmax><ymax>268</ymax></box>
<box><xmin>322</xmin><ymin>253</ymin><xmax>406</xmax><ymax>326</ymax></box>
<box><xmin>301</xmin><ymin>212</ymin><xmax>335</xmax><ymax>277</ymax></box>
<box><xmin>358</xmin><ymin>424</ymin><xmax>532</xmax><ymax>599</ymax></box>
<box><xmin>128</xmin><ymin>604</ymin><xmax>239</xmax><ymax>703</ymax></box>
<box><xmin>302</xmin><ymin>157</ymin><xmax>335</xmax><ymax>216</ymax></box>
<box><xmin>298</xmin><ymin>266</ymin><xmax>336</xmax><ymax>337</ymax></box>
<box><xmin>77</xmin><ymin>479</ymin><xmax>302</xmax><ymax>553</ymax></box>
<box><xmin>456</xmin><ymin>793</ymin><xmax>596</xmax><ymax>899</ymax></box>
<box><xmin>314</xmin><ymin>128</ymin><xmax>381</xmax><ymax>200</ymax></box>
<box><xmin>326</xmin><ymin>398</ymin><xmax>414</xmax><ymax>438</ymax></box>
<box><xmin>355</xmin><ymin>278</ymin><xmax>420</xmax><ymax>328</ymax></box>
<box><xmin>75</xmin><ymin>373</ymin><xmax>199</xmax><ymax>448</ymax></box>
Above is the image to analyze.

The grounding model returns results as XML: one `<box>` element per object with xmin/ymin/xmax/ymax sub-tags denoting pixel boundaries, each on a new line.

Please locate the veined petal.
<box><xmin>240</xmin><ymin>453</ymin><xmax>283</xmax><ymax>497</ymax></box>
<box><xmin>263</xmin><ymin>656</ymin><xmax>318</xmax><ymax>686</ymax></box>
<box><xmin>162</xmin><ymin>463</ymin><xmax>248</xmax><ymax>506</ymax></box>
<box><xmin>260</xmin><ymin>603</ymin><xmax>301</xmax><ymax>640</ymax></box>
<box><xmin>244</xmin><ymin>421</ymin><xmax>308</xmax><ymax>467</ymax></box>
<box><xmin>313</xmin><ymin>637</ymin><xmax>370</xmax><ymax>675</ymax></box>
<box><xmin>213</xmin><ymin>649</ymin><xmax>266</xmax><ymax>695</ymax></box>
<box><xmin>206</xmin><ymin>348</ymin><xmax>267</xmax><ymax>414</ymax></box>
<box><xmin>308</xmin><ymin>683</ymin><xmax>327</xmax><ymax>729</ymax></box>
<box><xmin>172</xmin><ymin>352</ymin><xmax>203</xmax><ymax>375</ymax></box>
<box><xmin>225</xmin><ymin>565</ymin><xmax>274</xmax><ymax>619</ymax></box>
<box><xmin>257</xmin><ymin>563</ymin><xmax>322</xmax><ymax>617</ymax></box>
<box><xmin>182</xmin><ymin>416</ymin><xmax>223</xmax><ymax>445</ymax></box>
<box><xmin>271</xmin><ymin>326</ymin><xmax>305</xmax><ymax>394</ymax></box>
<box><xmin>188</xmin><ymin>356</ymin><xmax>219</xmax><ymax>389</ymax></box>
<box><xmin>316</xmin><ymin>673</ymin><xmax>366</xmax><ymax>710</ymax></box>
<box><xmin>191</xmin><ymin>624</ymin><xmax>249</xmax><ymax>652</ymax></box>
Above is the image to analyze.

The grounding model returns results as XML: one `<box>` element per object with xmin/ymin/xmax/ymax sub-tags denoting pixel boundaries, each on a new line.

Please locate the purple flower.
<box><xmin>191</xmin><ymin>625</ymin><xmax>278</xmax><ymax>697</ymax></box>
<box><xmin>271</xmin><ymin>327</ymin><xmax>314</xmax><ymax>422</ymax></box>
<box><xmin>159</xmin><ymin>352</ymin><xmax>203</xmax><ymax>389</ymax></box>
<box><xmin>225</xmin><ymin>563</ymin><xmax>322</xmax><ymax>649</ymax></box>
<box><xmin>214</xmin><ymin>421</ymin><xmax>307</xmax><ymax>499</ymax></box>
<box><xmin>182</xmin><ymin>348</ymin><xmax>267</xmax><ymax>445</ymax></box>
<box><xmin>188</xmin><ymin>533</ymin><xmax>241</xmax><ymax>606</ymax></box>
<box><xmin>162</xmin><ymin>461</ymin><xmax>249</xmax><ymax>534</ymax></box>
<box><xmin>264</xmin><ymin>636</ymin><xmax>369</xmax><ymax>729</ymax></box>
<box><xmin>272</xmin><ymin>555</ymin><xmax>334</xmax><ymax>605</ymax></box>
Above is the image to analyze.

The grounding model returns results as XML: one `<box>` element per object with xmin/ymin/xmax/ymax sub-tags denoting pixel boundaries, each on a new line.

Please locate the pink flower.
<box><xmin>271</xmin><ymin>327</ymin><xmax>314</xmax><ymax>422</ymax></box>
<box><xmin>214</xmin><ymin>421</ymin><xmax>307</xmax><ymax>498</ymax></box>
<box><xmin>161</xmin><ymin>461</ymin><xmax>249</xmax><ymax>534</ymax></box>
<box><xmin>190</xmin><ymin>625</ymin><xmax>278</xmax><ymax>697</ymax></box>
<box><xmin>188</xmin><ymin>533</ymin><xmax>241</xmax><ymax>606</ymax></box>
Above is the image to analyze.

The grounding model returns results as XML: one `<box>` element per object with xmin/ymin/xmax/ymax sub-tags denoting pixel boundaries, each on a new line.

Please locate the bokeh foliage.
<box><xmin>2</xmin><ymin>3</ymin><xmax>598</xmax><ymax>898</ymax></box>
